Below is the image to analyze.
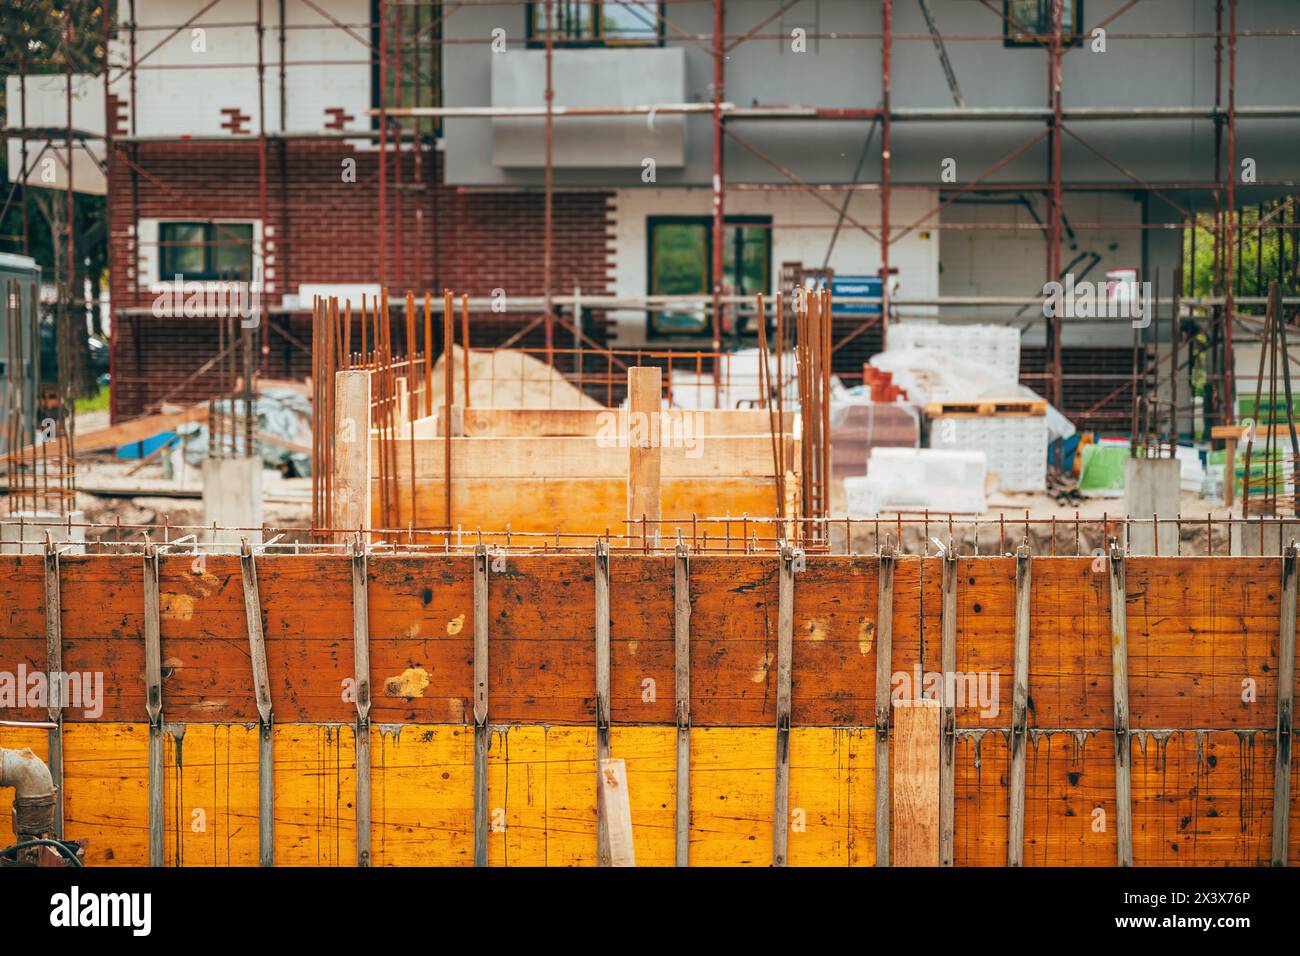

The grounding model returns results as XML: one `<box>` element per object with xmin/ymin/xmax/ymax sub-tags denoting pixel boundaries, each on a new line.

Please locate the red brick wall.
<box><xmin>108</xmin><ymin>140</ymin><xmax>614</xmax><ymax>420</ymax></box>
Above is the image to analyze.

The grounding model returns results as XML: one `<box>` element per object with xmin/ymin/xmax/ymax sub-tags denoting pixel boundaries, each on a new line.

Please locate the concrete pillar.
<box><xmin>0</xmin><ymin>511</ymin><xmax>86</xmax><ymax>555</ymax></box>
<box><xmin>202</xmin><ymin>457</ymin><xmax>263</xmax><ymax>550</ymax></box>
<box><xmin>1124</xmin><ymin>457</ymin><xmax>1181</xmax><ymax>555</ymax></box>
<box><xmin>1230</xmin><ymin>517</ymin><xmax>1300</xmax><ymax>556</ymax></box>
<box><xmin>333</xmin><ymin>369</ymin><xmax>373</xmax><ymax>542</ymax></box>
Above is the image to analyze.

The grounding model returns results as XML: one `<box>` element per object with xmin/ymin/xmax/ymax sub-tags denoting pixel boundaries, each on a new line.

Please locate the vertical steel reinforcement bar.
<box><xmin>239</xmin><ymin>539</ymin><xmax>275</xmax><ymax>867</ymax></box>
<box><xmin>875</xmin><ymin>544</ymin><xmax>895</xmax><ymax>866</ymax></box>
<box><xmin>674</xmin><ymin>543</ymin><xmax>692</xmax><ymax>867</ymax></box>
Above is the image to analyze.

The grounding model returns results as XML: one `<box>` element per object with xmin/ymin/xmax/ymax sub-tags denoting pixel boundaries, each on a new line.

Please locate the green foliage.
<box><xmin>1182</xmin><ymin>203</ymin><xmax>1299</xmax><ymax>299</ymax></box>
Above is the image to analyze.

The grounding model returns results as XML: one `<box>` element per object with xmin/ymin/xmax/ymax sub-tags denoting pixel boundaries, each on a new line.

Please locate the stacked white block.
<box><xmin>844</xmin><ymin>448</ymin><xmax>988</xmax><ymax>516</ymax></box>
<box><xmin>928</xmin><ymin>415</ymin><xmax>1047</xmax><ymax>492</ymax></box>
<box><xmin>888</xmin><ymin>322</ymin><xmax>1021</xmax><ymax>386</ymax></box>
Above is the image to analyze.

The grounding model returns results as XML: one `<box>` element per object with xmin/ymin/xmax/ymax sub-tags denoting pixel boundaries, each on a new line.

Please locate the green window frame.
<box><xmin>158</xmin><ymin>222</ymin><xmax>254</xmax><ymax>282</ymax></box>
<box><xmin>647</xmin><ymin>216</ymin><xmax>772</xmax><ymax>338</ymax></box>
<box><xmin>527</xmin><ymin>2</ymin><xmax>664</xmax><ymax>48</ymax></box>
<box><xmin>1003</xmin><ymin>0</ymin><xmax>1083</xmax><ymax>47</ymax></box>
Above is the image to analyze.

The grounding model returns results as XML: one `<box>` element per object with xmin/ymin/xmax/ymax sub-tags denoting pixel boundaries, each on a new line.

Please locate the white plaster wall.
<box><xmin>110</xmin><ymin>0</ymin><xmax>372</xmax><ymax>137</ymax></box>
<box><xmin>606</xmin><ymin>187</ymin><xmax>940</xmax><ymax>345</ymax></box>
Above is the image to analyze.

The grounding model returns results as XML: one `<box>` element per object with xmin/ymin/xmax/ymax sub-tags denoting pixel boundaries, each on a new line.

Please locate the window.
<box><xmin>372</xmin><ymin>0</ymin><xmax>442</xmax><ymax>135</ymax></box>
<box><xmin>528</xmin><ymin>2</ymin><xmax>663</xmax><ymax>47</ymax></box>
<box><xmin>647</xmin><ymin>217</ymin><xmax>772</xmax><ymax>338</ymax></box>
<box><xmin>159</xmin><ymin>223</ymin><xmax>254</xmax><ymax>281</ymax></box>
<box><xmin>1004</xmin><ymin>1</ymin><xmax>1083</xmax><ymax>47</ymax></box>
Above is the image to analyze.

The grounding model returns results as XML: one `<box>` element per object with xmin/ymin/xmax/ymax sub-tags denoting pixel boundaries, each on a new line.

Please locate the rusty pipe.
<box><xmin>0</xmin><ymin>748</ymin><xmax>57</xmax><ymax>840</ymax></box>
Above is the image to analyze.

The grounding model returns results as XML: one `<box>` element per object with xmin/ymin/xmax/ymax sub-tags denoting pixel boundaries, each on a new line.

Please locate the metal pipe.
<box><xmin>0</xmin><ymin>748</ymin><xmax>57</xmax><ymax>839</ymax></box>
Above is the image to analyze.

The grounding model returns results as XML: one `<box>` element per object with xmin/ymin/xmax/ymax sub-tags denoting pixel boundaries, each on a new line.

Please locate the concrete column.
<box><xmin>202</xmin><ymin>457</ymin><xmax>263</xmax><ymax>550</ymax></box>
<box><xmin>1230</xmin><ymin>518</ymin><xmax>1300</xmax><ymax>556</ymax></box>
<box><xmin>0</xmin><ymin>511</ymin><xmax>86</xmax><ymax>555</ymax></box>
<box><xmin>1124</xmin><ymin>457</ymin><xmax>1180</xmax><ymax>555</ymax></box>
<box><xmin>333</xmin><ymin>369</ymin><xmax>373</xmax><ymax>542</ymax></box>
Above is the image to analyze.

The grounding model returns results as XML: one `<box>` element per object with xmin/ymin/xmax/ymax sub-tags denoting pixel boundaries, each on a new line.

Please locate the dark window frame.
<box><xmin>526</xmin><ymin>2</ymin><xmax>666</xmax><ymax>48</ymax></box>
<box><xmin>370</xmin><ymin>0</ymin><xmax>443</xmax><ymax>136</ymax></box>
<box><xmin>1003</xmin><ymin>0</ymin><xmax>1084</xmax><ymax>48</ymax></box>
<box><xmin>645</xmin><ymin>214</ymin><xmax>772</xmax><ymax>340</ymax></box>
<box><xmin>158</xmin><ymin>222</ymin><xmax>255</xmax><ymax>282</ymax></box>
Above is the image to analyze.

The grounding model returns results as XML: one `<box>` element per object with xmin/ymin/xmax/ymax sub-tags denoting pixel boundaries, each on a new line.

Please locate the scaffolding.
<box><xmin>4</xmin><ymin>0</ymin><xmax>1300</xmax><ymax>448</ymax></box>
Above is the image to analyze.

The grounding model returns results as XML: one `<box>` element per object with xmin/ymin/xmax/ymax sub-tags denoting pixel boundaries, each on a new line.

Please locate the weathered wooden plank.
<box><xmin>893</xmin><ymin>699</ymin><xmax>940</xmax><ymax>867</ymax></box>
<box><xmin>598</xmin><ymin>758</ymin><xmax>636</xmax><ymax>867</ymax></box>
<box><xmin>1007</xmin><ymin>545</ymin><xmax>1032</xmax><ymax>866</ymax></box>
<box><xmin>1109</xmin><ymin>544</ymin><xmax>1133</xmax><ymax>866</ymax></box>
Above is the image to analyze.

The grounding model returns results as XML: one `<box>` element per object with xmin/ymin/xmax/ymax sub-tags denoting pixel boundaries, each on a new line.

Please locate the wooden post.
<box><xmin>892</xmin><ymin>698</ymin><xmax>941</xmax><ymax>867</ymax></box>
<box><xmin>938</xmin><ymin>551</ymin><xmax>957</xmax><ymax>866</ymax></box>
<box><xmin>626</xmin><ymin>366</ymin><xmax>662</xmax><ymax>547</ymax></box>
<box><xmin>597</xmin><ymin>758</ymin><xmax>636</xmax><ymax>867</ymax></box>
<box><xmin>874</xmin><ymin>544</ymin><xmax>895</xmax><ymax>866</ymax></box>
<box><xmin>673</xmin><ymin>543</ymin><xmax>692</xmax><ymax>867</ymax></box>
<box><xmin>43</xmin><ymin>538</ymin><xmax>64</xmax><ymax>840</ymax></box>
<box><xmin>1271</xmin><ymin>543</ymin><xmax>1297</xmax><ymax>865</ymax></box>
<box><xmin>1108</xmin><ymin>542</ymin><xmax>1133</xmax><ymax>866</ymax></box>
<box><xmin>595</xmin><ymin>541</ymin><xmax>612</xmax><ymax>865</ymax></box>
<box><xmin>1007</xmin><ymin>544</ymin><xmax>1032</xmax><ymax>866</ymax></box>
<box><xmin>333</xmin><ymin>370</ymin><xmax>372</xmax><ymax>542</ymax></box>
<box><xmin>473</xmin><ymin>545</ymin><xmax>490</xmax><ymax>867</ymax></box>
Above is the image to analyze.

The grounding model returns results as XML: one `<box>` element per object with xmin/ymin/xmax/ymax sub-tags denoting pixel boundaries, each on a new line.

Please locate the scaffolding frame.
<box><xmin>5</xmin><ymin>0</ymin><xmax>1300</xmax><ymax>439</ymax></box>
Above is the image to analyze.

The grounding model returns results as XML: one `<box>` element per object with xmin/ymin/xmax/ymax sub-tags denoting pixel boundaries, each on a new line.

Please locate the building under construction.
<box><xmin>2</xmin><ymin>0</ymin><xmax>1300</xmax><ymax>908</ymax></box>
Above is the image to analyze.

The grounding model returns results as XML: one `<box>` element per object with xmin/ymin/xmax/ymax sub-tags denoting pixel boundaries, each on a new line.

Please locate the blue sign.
<box><xmin>830</xmin><ymin>275</ymin><xmax>882</xmax><ymax>316</ymax></box>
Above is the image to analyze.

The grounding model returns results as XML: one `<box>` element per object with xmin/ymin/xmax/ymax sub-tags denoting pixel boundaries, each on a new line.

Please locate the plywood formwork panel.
<box><xmin>370</xmin><ymin>477</ymin><xmax>780</xmax><ymax>536</ymax></box>
<box><xmin>0</xmin><ymin>553</ymin><xmax>1294</xmax><ymax>868</ymax></box>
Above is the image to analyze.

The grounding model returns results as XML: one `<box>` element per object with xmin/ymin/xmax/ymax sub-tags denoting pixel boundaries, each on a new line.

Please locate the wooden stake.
<box><xmin>626</xmin><ymin>366</ymin><xmax>662</xmax><ymax>548</ymax></box>
<box><xmin>597</xmin><ymin>758</ymin><xmax>635</xmax><ymax>867</ymax></box>
<box><xmin>892</xmin><ymin>698</ymin><xmax>941</xmax><ymax>867</ymax></box>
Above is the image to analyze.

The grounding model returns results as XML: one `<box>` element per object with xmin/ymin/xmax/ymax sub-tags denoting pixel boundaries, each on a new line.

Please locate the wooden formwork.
<box><xmin>0</xmin><ymin>547</ymin><xmax>1296</xmax><ymax>867</ymax></box>
<box><xmin>364</xmin><ymin>403</ymin><xmax>801</xmax><ymax>539</ymax></box>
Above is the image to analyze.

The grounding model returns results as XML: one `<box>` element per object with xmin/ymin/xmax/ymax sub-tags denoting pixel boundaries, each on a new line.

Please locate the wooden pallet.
<box><xmin>925</xmin><ymin>398</ymin><xmax>1047</xmax><ymax>418</ymax></box>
